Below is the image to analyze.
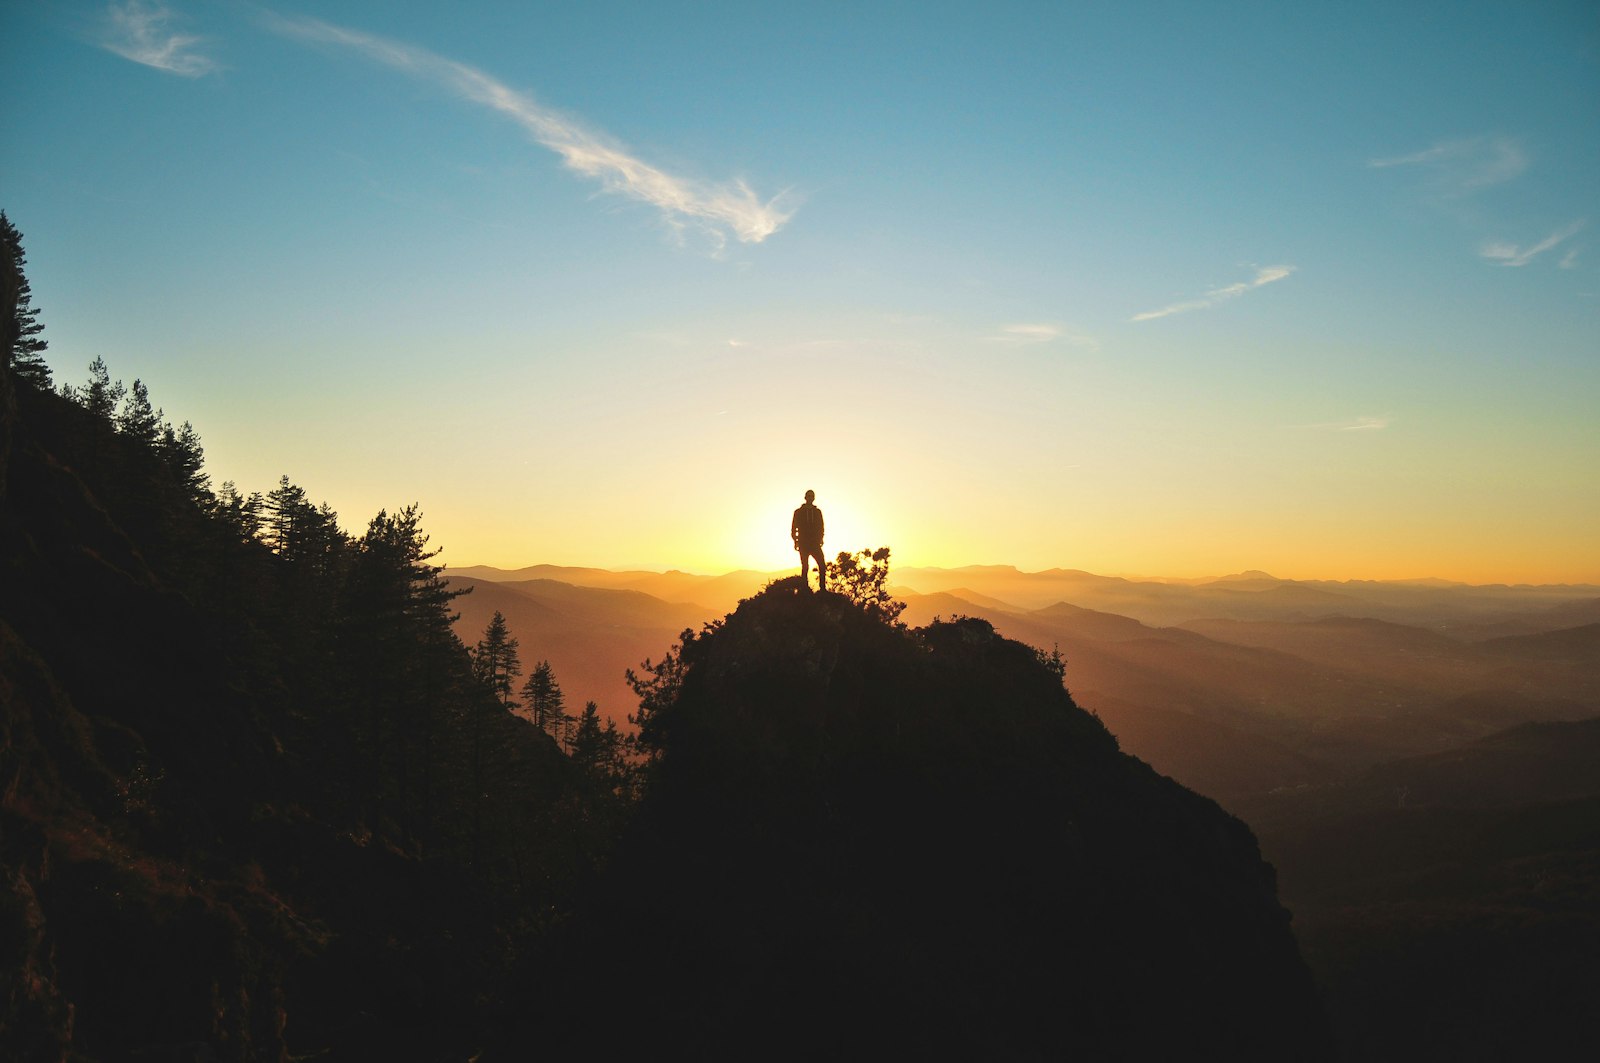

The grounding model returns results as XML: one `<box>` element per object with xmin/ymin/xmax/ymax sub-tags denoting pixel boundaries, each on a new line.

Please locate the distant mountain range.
<box><xmin>449</xmin><ymin>564</ymin><xmax>1600</xmax><ymax>802</ymax></box>
<box><xmin>454</xmin><ymin>561</ymin><xmax>1600</xmax><ymax>629</ymax></box>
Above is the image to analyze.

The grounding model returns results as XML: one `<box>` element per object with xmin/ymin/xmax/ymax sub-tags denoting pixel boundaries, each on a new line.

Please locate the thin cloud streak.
<box><xmin>1304</xmin><ymin>416</ymin><xmax>1391</xmax><ymax>432</ymax></box>
<box><xmin>99</xmin><ymin>1</ymin><xmax>216</xmax><ymax>77</ymax></box>
<box><xmin>998</xmin><ymin>323</ymin><xmax>1061</xmax><ymax>342</ymax></box>
<box><xmin>1480</xmin><ymin>221</ymin><xmax>1585</xmax><ymax>267</ymax></box>
<box><xmin>1131</xmin><ymin>265</ymin><xmax>1295</xmax><ymax>323</ymax></box>
<box><xmin>1368</xmin><ymin>136</ymin><xmax>1527</xmax><ymax>193</ymax></box>
<box><xmin>266</xmin><ymin>12</ymin><xmax>795</xmax><ymax>246</ymax></box>
<box><xmin>986</xmin><ymin>323</ymin><xmax>1100</xmax><ymax>350</ymax></box>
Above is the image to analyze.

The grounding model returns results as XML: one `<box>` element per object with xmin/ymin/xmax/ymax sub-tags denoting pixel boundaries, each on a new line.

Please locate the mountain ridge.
<box><xmin>537</xmin><ymin>581</ymin><xmax>1332</xmax><ymax>1058</ymax></box>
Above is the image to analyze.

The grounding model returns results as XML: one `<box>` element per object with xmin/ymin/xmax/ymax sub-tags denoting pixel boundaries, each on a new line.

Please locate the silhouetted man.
<box><xmin>792</xmin><ymin>489</ymin><xmax>826</xmax><ymax>591</ymax></box>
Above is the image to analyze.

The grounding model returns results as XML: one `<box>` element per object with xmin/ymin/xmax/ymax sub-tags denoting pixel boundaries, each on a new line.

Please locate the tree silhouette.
<box><xmin>117</xmin><ymin>379</ymin><xmax>163</xmax><ymax>445</ymax></box>
<box><xmin>473</xmin><ymin>610</ymin><xmax>522</xmax><ymax>713</ymax></box>
<box><xmin>340</xmin><ymin>504</ymin><xmax>469</xmax><ymax>845</ymax></box>
<box><xmin>829</xmin><ymin>546</ymin><xmax>906</xmax><ymax>624</ymax></box>
<box><xmin>67</xmin><ymin>356</ymin><xmax>125</xmax><ymax>420</ymax></box>
<box><xmin>159</xmin><ymin>420</ymin><xmax>209</xmax><ymax>503</ymax></box>
<box><xmin>211</xmin><ymin>481</ymin><xmax>263</xmax><ymax>543</ymax></box>
<box><xmin>572</xmin><ymin>701</ymin><xmax>605</xmax><ymax>772</ymax></box>
<box><xmin>1</xmin><ymin>211</ymin><xmax>50</xmax><ymax>388</ymax></box>
<box><xmin>522</xmin><ymin>660</ymin><xmax>568</xmax><ymax>744</ymax></box>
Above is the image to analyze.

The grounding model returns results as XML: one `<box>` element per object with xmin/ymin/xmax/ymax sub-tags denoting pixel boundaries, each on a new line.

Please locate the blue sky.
<box><xmin>3</xmin><ymin>1</ymin><xmax>1597</xmax><ymax>581</ymax></box>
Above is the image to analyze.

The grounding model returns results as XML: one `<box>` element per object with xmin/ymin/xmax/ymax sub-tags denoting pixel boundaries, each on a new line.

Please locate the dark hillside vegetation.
<box><xmin>0</xmin><ymin>270</ymin><xmax>617</xmax><ymax>1056</ymax></box>
<box><xmin>533</xmin><ymin>581</ymin><xmax>1331</xmax><ymax>1059</ymax></box>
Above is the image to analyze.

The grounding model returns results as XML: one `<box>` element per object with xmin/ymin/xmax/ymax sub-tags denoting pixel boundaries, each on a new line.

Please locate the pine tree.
<box><xmin>117</xmin><ymin>379</ymin><xmax>164</xmax><ymax>445</ymax></box>
<box><xmin>521</xmin><ymin>660</ymin><xmax>566</xmax><ymax>742</ymax></box>
<box><xmin>600</xmin><ymin>717</ymin><xmax>627</xmax><ymax>788</ymax></box>
<box><xmin>159</xmin><ymin>420</ymin><xmax>210</xmax><ymax>502</ymax></box>
<box><xmin>67</xmin><ymin>356</ymin><xmax>125</xmax><ymax>421</ymax></box>
<box><xmin>212</xmin><ymin>482</ymin><xmax>262</xmax><ymax>543</ymax></box>
<box><xmin>341</xmin><ymin>505</ymin><xmax>468</xmax><ymax>844</ymax></box>
<box><xmin>261</xmin><ymin>475</ymin><xmax>341</xmax><ymax>564</ymax></box>
<box><xmin>1</xmin><ymin>211</ymin><xmax>51</xmax><ymax>388</ymax></box>
<box><xmin>58</xmin><ymin>358</ymin><xmax>124</xmax><ymax>481</ymax></box>
<box><xmin>572</xmin><ymin>701</ymin><xmax>605</xmax><ymax>772</ymax></box>
<box><xmin>473</xmin><ymin>610</ymin><xmax>522</xmax><ymax>713</ymax></box>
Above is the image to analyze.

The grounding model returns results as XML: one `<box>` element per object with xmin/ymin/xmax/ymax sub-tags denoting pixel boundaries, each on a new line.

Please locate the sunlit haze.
<box><xmin>4</xmin><ymin>2</ymin><xmax>1596</xmax><ymax>583</ymax></box>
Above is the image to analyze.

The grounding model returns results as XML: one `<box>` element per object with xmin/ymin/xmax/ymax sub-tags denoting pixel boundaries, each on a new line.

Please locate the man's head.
<box><xmin>804</xmin><ymin>490</ymin><xmax>815</xmax><ymax>503</ymax></box>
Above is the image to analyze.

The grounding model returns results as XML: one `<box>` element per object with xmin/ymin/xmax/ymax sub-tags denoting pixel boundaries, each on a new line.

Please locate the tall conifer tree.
<box><xmin>1</xmin><ymin>211</ymin><xmax>50</xmax><ymax>388</ymax></box>
<box><xmin>521</xmin><ymin>660</ymin><xmax>566</xmax><ymax>741</ymax></box>
<box><xmin>474</xmin><ymin>610</ymin><xmax>522</xmax><ymax>712</ymax></box>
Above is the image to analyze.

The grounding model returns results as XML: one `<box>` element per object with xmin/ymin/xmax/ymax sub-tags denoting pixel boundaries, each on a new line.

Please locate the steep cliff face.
<box><xmin>561</xmin><ymin>581</ymin><xmax>1331</xmax><ymax>1059</ymax></box>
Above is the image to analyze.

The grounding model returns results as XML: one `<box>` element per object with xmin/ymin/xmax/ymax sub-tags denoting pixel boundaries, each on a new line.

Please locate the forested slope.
<box><xmin>0</xmin><ymin>354</ymin><xmax>619</xmax><ymax>1059</ymax></box>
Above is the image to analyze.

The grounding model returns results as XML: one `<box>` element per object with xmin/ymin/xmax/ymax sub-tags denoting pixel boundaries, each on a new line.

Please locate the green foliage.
<box><xmin>829</xmin><ymin>545</ymin><xmax>906</xmax><ymax>624</ymax></box>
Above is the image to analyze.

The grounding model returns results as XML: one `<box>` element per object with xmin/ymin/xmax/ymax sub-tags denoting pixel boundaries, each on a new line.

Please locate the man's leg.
<box><xmin>812</xmin><ymin>547</ymin><xmax>827</xmax><ymax>591</ymax></box>
<box><xmin>799</xmin><ymin>546</ymin><xmax>810</xmax><ymax>586</ymax></box>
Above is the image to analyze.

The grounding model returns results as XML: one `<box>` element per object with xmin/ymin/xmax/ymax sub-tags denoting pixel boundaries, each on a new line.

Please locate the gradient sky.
<box><xmin>4</xmin><ymin>1</ymin><xmax>1597</xmax><ymax>582</ymax></box>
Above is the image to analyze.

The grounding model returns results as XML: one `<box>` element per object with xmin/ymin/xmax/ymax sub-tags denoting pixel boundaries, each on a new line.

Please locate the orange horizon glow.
<box><xmin>442</xmin><ymin>542</ymin><xmax>1600</xmax><ymax>590</ymax></box>
<box><xmin>425</xmin><ymin>479</ymin><xmax>1599</xmax><ymax>588</ymax></box>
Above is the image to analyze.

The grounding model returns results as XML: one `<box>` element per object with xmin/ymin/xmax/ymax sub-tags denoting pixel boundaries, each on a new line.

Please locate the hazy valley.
<box><xmin>449</xmin><ymin>562</ymin><xmax>1600</xmax><ymax>796</ymax></box>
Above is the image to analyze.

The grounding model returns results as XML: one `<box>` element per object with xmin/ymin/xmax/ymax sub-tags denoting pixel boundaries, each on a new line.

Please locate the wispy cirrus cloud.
<box><xmin>1480</xmin><ymin>220</ymin><xmax>1585</xmax><ymax>267</ymax></box>
<box><xmin>265</xmin><ymin>12</ymin><xmax>795</xmax><ymax>248</ymax></box>
<box><xmin>985</xmin><ymin>321</ymin><xmax>1062</xmax><ymax>342</ymax></box>
<box><xmin>1368</xmin><ymin>136</ymin><xmax>1526</xmax><ymax>194</ymax></box>
<box><xmin>1298</xmin><ymin>415</ymin><xmax>1392</xmax><ymax>432</ymax></box>
<box><xmin>99</xmin><ymin>0</ymin><xmax>216</xmax><ymax>76</ymax></box>
<box><xmin>985</xmin><ymin>323</ymin><xmax>1100</xmax><ymax>350</ymax></box>
<box><xmin>1131</xmin><ymin>265</ymin><xmax>1294</xmax><ymax>323</ymax></box>
<box><xmin>998</xmin><ymin>323</ymin><xmax>1062</xmax><ymax>342</ymax></box>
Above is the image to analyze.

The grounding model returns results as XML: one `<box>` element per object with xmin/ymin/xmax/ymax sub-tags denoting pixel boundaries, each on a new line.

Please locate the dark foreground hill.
<box><xmin>534</xmin><ymin>581</ymin><xmax>1331</xmax><ymax>1059</ymax></box>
